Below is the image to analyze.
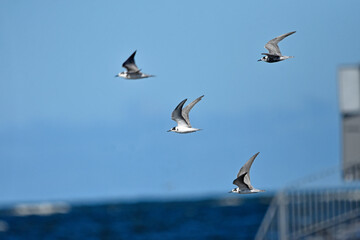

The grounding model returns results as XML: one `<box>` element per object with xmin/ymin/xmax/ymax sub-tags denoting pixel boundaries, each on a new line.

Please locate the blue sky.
<box><xmin>1</xmin><ymin>0</ymin><xmax>360</xmax><ymax>204</ymax></box>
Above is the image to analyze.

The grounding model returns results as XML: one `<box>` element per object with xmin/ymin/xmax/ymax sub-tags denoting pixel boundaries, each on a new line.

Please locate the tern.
<box><xmin>229</xmin><ymin>152</ymin><xmax>265</xmax><ymax>194</ymax></box>
<box><xmin>167</xmin><ymin>95</ymin><xmax>204</xmax><ymax>134</ymax></box>
<box><xmin>115</xmin><ymin>50</ymin><xmax>154</xmax><ymax>79</ymax></box>
<box><xmin>258</xmin><ymin>31</ymin><xmax>296</xmax><ymax>63</ymax></box>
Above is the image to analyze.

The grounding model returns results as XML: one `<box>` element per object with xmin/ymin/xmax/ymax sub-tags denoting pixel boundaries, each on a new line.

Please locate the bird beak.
<box><xmin>167</xmin><ymin>130</ymin><xmax>171</xmax><ymax>132</ymax></box>
<box><xmin>228</xmin><ymin>191</ymin><xmax>233</xmax><ymax>193</ymax></box>
<box><xmin>257</xmin><ymin>59</ymin><xmax>262</xmax><ymax>62</ymax></box>
<box><xmin>115</xmin><ymin>75</ymin><xmax>119</xmax><ymax>77</ymax></box>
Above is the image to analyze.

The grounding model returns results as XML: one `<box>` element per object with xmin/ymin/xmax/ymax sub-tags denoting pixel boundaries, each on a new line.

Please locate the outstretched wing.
<box><xmin>236</xmin><ymin>152</ymin><xmax>260</xmax><ymax>188</ymax></box>
<box><xmin>181</xmin><ymin>95</ymin><xmax>204</xmax><ymax>127</ymax></box>
<box><xmin>122</xmin><ymin>50</ymin><xmax>140</xmax><ymax>73</ymax></box>
<box><xmin>171</xmin><ymin>99</ymin><xmax>189</xmax><ymax>127</ymax></box>
<box><xmin>265</xmin><ymin>31</ymin><xmax>296</xmax><ymax>56</ymax></box>
<box><xmin>233</xmin><ymin>173</ymin><xmax>253</xmax><ymax>190</ymax></box>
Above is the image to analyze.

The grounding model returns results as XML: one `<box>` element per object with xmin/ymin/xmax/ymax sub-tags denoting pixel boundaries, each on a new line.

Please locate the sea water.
<box><xmin>0</xmin><ymin>196</ymin><xmax>271</xmax><ymax>240</ymax></box>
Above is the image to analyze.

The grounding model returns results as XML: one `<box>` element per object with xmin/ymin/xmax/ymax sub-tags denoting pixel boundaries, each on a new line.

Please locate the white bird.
<box><xmin>258</xmin><ymin>31</ymin><xmax>296</xmax><ymax>63</ymax></box>
<box><xmin>168</xmin><ymin>95</ymin><xmax>204</xmax><ymax>134</ymax></box>
<box><xmin>229</xmin><ymin>152</ymin><xmax>265</xmax><ymax>194</ymax></box>
<box><xmin>115</xmin><ymin>50</ymin><xmax>154</xmax><ymax>79</ymax></box>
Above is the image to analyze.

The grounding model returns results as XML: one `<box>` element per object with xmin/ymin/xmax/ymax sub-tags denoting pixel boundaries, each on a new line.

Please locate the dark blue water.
<box><xmin>0</xmin><ymin>196</ymin><xmax>271</xmax><ymax>240</ymax></box>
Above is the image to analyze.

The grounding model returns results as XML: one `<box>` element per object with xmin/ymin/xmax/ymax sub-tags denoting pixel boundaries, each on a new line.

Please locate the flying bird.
<box><xmin>258</xmin><ymin>31</ymin><xmax>296</xmax><ymax>63</ymax></box>
<box><xmin>229</xmin><ymin>152</ymin><xmax>265</xmax><ymax>194</ymax></box>
<box><xmin>168</xmin><ymin>95</ymin><xmax>204</xmax><ymax>134</ymax></box>
<box><xmin>115</xmin><ymin>50</ymin><xmax>155</xmax><ymax>79</ymax></box>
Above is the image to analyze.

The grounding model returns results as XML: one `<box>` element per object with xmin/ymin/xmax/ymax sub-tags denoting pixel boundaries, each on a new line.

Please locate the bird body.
<box><xmin>229</xmin><ymin>152</ymin><xmax>265</xmax><ymax>194</ymax></box>
<box><xmin>169</xmin><ymin>126</ymin><xmax>201</xmax><ymax>134</ymax></box>
<box><xmin>115</xmin><ymin>72</ymin><xmax>154</xmax><ymax>79</ymax></box>
<box><xmin>258</xmin><ymin>31</ymin><xmax>296</xmax><ymax>63</ymax></box>
<box><xmin>229</xmin><ymin>188</ymin><xmax>264</xmax><ymax>194</ymax></box>
<box><xmin>115</xmin><ymin>50</ymin><xmax>154</xmax><ymax>79</ymax></box>
<box><xmin>168</xmin><ymin>95</ymin><xmax>204</xmax><ymax>134</ymax></box>
<box><xmin>259</xmin><ymin>55</ymin><xmax>294</xmax><ymax>63</ymax></box>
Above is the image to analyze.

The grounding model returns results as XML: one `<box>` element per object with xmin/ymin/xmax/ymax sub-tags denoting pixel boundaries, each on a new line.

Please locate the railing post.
<box><xmin>278</xmin><ymin>191</ymin><xmax>288</xmax><ymax>240</ymax></box>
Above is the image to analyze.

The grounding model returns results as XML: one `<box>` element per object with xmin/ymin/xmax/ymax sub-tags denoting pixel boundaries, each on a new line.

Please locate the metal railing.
<box><xmin>255</xmin><ymin>164</ymin><xmax>360</xmax><ymax>240</ymax></box>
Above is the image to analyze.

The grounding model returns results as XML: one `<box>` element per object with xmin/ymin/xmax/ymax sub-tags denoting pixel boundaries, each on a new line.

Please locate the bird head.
<box><xmin>167</xmin><ymin>127</ymin><xmax>177</xmax><ymax>132</ymax></box>
<box><xmin>228</xmin><ymin>188</ymin><xmax>237</xmax><ymax>193</ymax></box>
<box><xmin>258</xmin><ymin>56</ymin><xmax>267</xmax><ymax>62</ymax></box>
<box><xmin>115</xmin><ymin>72</ymin><xmax>127</xmax><ymax>78</ymax></box>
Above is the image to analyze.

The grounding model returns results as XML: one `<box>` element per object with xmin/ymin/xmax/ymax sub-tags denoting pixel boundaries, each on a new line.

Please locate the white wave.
<box><xmin>12</xmin><ymin>202</ymin><xmax>71</xmax><ymax>216</ymax></box>
<box><xmin>0</xmin><ymin>220</ymin><xmax>9</xmax><ymax>232</ymax></box>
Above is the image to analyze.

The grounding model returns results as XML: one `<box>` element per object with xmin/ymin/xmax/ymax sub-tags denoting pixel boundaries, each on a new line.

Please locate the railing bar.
<box><xmin>315</xmin><ymin>191</ymin><xmax>318</xmax><ymax>229</ymax></box>
<box><xmin>297</xmin><ymin>190</ymin><xmax>301</xmax><ymax>234</ymax></box>
<box><xmin>292</xmin><ymin>191</ymin><xmax>296</xmax><ymax>235</ymax></box>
